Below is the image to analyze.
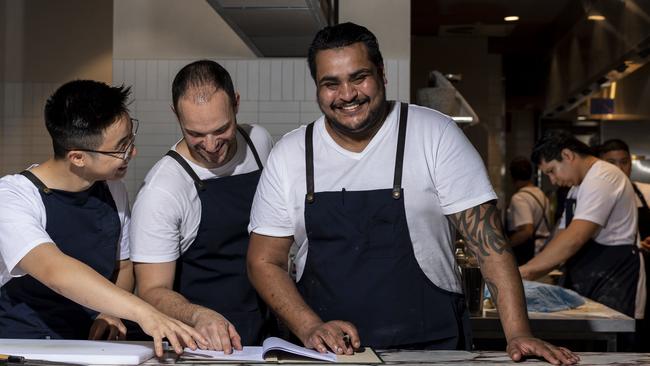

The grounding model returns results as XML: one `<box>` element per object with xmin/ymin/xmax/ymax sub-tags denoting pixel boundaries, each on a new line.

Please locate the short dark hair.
<box><xmin>597</xmin><ymin>138</ymin><xmax>630</xmax><ymax>157</ymax></box>
<box><xmin>44</xmin><ymin>80</ymin><xmax>131</xmax><ymax>159</ymax></box>
<box><xmin>531</xmin><ymin>130</ymin><xmax>594</xmax><ymax>165</ymax></box>
<box><xmin>510</xmin><ymin>157</ymin><xmax>533</xmax><ymax>181</ymax></box>
<box><xmin>172</xmin><ymin>60</ymin><xmax>236</xmax><ymax>114</ymax></box>
<box><xmin>307</xmin><ymin>22</ymin><xmax>384</xmax><ymax>81</ymax></box>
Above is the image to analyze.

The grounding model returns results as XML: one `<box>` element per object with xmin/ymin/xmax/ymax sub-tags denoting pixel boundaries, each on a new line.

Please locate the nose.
<box><xmin>204</xmin><ymin>135</ymin><xmax>219</xmax><ymax>152</ymax></box>
<box><xmin>338</xmin><ymin>82</ymin><xmax>358</xmax><ymax>102</ymax></box>
<box><xmin>124</xmin><ymin>144</ymin><xmax>137</xmax><ymax>163</ymax></box>
<box><xmin>549</xmin><ymin>175</ymin><xmax>557</xmax><ymax>185</ymax></box>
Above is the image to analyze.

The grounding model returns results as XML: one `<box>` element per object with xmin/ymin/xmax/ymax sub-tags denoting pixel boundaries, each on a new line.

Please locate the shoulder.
<box><xmin>271</xmin><ymin>123</ymin><xmax>310</xmax><ymax>156</ymax></box>
<box><xmin>634</xmin><ymin>181</ymin><xmax>650</xmax><ymax>194</ymax></box>
<box><xmin>589</xmin><ymin>160</ymin><xmax>628</xmax><ymax>186</ymax></box>
<box><xmin>406</xmin><ymin>103</ymin><xmax>455</xmax><ymax>131</ymax></box>
<box><xmin>0</xmin><ymin>173</ymin><xmax>41</xmax><ymax>204</ymax></box>
<box><xmin>138</xmin><ymin>156</ymin><xmax>195</xmax><ymax>197</ymax></box>
<box><xmin>241</xmin><ymin>124</ymin><xmax>273</xmax><ymax>148</ymax></box>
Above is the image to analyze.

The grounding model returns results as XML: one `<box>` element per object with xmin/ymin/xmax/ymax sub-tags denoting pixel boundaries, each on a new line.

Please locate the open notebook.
<box><xmin>181</xmin><ymin>337</ymin><xmax>382</xmax><ymax>364</ymax></box>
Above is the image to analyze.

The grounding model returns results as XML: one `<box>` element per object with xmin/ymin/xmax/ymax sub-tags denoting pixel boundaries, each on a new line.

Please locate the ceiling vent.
<box><xmin>206</xmin><ymin>0</ymin><xmax>336</xmax><ymax>57</ymax></box>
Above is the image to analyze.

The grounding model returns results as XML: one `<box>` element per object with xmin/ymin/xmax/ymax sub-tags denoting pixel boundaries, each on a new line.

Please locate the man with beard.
<box><xmin>0</xmin><ymin>80</ymin><xmax>205</xmax><ymax>357</ymax></box>
<box><xmin>247</xmin><ymin>22</ymin><xmax>578</xmax><ymax>365</ymax></box>
<box><xmin>130</xmin><ymin>60</ymin><xmax>273</xmax><ymax>351</ymax></box>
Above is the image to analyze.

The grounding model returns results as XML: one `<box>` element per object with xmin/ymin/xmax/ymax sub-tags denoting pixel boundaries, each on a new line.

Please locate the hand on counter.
<box><xmin>507</xmin><ymin>336</ymin><xmax>580</xmax><ymax>365</ymax></box>
<box><xmin>301</xmin><ymin>320</ymin><xmax>360</xmax><ymax>355</ymax></box>
<box><xmin>191</xmin><ymin>308</ymin><xmax>242</xmax><ymax>353</ymax></box>
<box><xmin>136</xmin><ymin>306</ymin><xmax>207</xmax><ymax>357</ymax></box>
<box><xmin>88</xmin><ymin>313</ymin><xmax>126</xmax><ymax>340</ymax></box>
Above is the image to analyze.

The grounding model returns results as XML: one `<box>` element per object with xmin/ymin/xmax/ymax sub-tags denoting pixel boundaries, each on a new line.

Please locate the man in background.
<box><xmin>506</xmin><ymin>157</ymin><xmax>551</xmax><ymax>265</ymax></box>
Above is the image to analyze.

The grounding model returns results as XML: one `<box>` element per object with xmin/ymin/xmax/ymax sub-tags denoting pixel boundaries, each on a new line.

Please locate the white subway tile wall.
<box><xmin>0</xmin><ymin>58</ymin><xmax>409</xmax><ymax>199</ymax></box>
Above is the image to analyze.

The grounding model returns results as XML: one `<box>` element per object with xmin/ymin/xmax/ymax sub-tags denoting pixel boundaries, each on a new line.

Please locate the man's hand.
<box><xmin>301</xmin><ymin>321</ymin><xmax>360</xmax><ymax>355</ymax></box>
<box><xmin>191</xmin><ymin>308</ymin><xmax>242</xmax><ymax>353</ymax></box>
<box><xmin>507</xmin><ymin>336</ymin><xmax>580</xmax><ymax>365</ymax></box>
<box><xmin>88</xmin><ymin>313</ymin><xmax>127</xmax><ymax>340</ymax></box>
<box><xmin>135</xmin><ymin>306</ymin><xmax>208</xmax><ymax>357</ymax></box>
<box><xmin>640</xmin><ymin>236</ymin><xmax>650</xmax><ymax>251</ymax></box>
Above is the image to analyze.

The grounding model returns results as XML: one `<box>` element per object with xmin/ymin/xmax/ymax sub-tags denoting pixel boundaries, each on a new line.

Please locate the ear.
<box><xmin>379</xmin><ymin>65</ymin><xmax>387</xmax><ymax>85</ymax></box>
<box><xmin>233</xmin><ymin>92</ymin><xmax>240</xmax><ymax>114</ymax></box>
<box><xmin>67</xmin><ymin>151</ymin><xmax>86</xmax><ymax>168</ymax></box>
<box><xmin>560</xmin><ymin>148</ymin><xmax>575</xmax><ymax>162</ymax></box>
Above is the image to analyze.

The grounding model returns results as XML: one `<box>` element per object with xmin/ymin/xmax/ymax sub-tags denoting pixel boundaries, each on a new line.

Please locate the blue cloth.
<box><xmin>484</xmin><ymin>280</ymin><xmax>585</xmax><ymax>313</ymax></box>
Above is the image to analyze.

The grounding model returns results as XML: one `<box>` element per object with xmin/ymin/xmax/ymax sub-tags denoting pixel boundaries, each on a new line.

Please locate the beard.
<box><xmin>324</xmin><ymin>92</ymin><xmax>389</xmax><ymax>139</ymax></box>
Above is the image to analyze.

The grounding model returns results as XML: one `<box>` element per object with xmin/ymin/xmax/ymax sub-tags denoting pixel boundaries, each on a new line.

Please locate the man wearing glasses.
<box><xmin>130</xmin><ymin>60</ymin><xmax>274</xmax><ymax>351</ymax></box>
<box><xmin>0</xmin><ymin>80</ymin><xmax>206</xmax><ymax>357</ymax></box>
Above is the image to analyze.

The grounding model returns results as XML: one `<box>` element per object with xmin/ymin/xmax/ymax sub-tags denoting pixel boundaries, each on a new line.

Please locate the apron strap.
<box><xmin>518</xmin><ymin>189</ymin><xmax>551</xmax><ymax>235</ymax></box>
<box><xmin>20</xmin><ymin>170</ymin><xmax>52</xmax><ymax>195</ymax></box>
<box><xmin>392</xmin><ymin>102</ymin><xmax>408</xmax><ymax>200</ymax></box>
<box><xmin>304</xmin><ymin>103</ymin><xmax>409</xmax><ymax>203</ymax></box>
<box><xmin>236</xmin><ymin>125</ymin><xmax>264</xmax><ymax>171</ymax></box>
<box><xmin>305</xmin><ymin>122</ymin><xmax>315</xmax><ymax>204</ymax></box>
<box><xmin>633</xmin><ymin>182</ymin><xmax>650</xmax><ymax>209</ymax></box>
<box><xmin>165</xmin><ymin>150</ymin><xmax>206</xmax><ymax>192</ymax></box>
<box><xmin>564</xmin><ymin>198</ymin><xmax>576</xmax><ymax>226</ymax></box>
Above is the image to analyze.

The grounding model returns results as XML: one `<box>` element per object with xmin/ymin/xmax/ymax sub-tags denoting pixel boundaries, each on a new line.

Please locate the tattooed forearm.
<box><xmin>448</xmin><ymin>201</ymin><xmax>512</xmax><ymax>261</ymax></box>
<box><xmin>485</xmin><ymin>279</ymin><xmax>500</xmax><ymax>305</ymax></box>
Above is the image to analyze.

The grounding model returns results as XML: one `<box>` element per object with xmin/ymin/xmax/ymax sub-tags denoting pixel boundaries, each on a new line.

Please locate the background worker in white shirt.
<box><xmin>506</xmin><ymin>157</ymin><xmax>552</xmax><ymax>265</ymax></box>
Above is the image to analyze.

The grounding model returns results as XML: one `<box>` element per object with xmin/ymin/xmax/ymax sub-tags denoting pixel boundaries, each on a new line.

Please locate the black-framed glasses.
<box><xmin>69</xmin><ymin>118</ymin><xmax>139</xmax><ymax>161</ymax></box>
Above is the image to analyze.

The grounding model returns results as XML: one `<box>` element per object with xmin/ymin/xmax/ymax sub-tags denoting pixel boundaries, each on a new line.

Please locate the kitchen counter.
<box><xmin>144</xmin><ymin>349</ymin><xmax>650</xmax><ymax>365</ymax></box>
<box><xmin>472</xmin><ymin>299</ymin><xmax>634</xmax><ymax>351</ymax></box>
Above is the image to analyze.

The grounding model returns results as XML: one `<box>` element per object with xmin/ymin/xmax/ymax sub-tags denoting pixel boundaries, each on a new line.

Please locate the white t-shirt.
<box><xmin>249</xmin><ymin>103</ymin><xmax>497</xmax><ymax>293</ymax></box>
<box><xmin>130</xmin><ymin>124</ymin><xmax>273</xmax><ymax>263</ymax></box>
<box><xmin>0</xmin><ymin>171</ymin><xmax>131</xmax><ymax>287</ymax></box>
<box><xmin>559</xmin><ymin>160</ymin><xmax>637</xmax><ymax>245</ymax></box>
<box><xmin>506</xmin><ymin>185</ymin><xmax>551</xmax><ymax>251</ymax></box>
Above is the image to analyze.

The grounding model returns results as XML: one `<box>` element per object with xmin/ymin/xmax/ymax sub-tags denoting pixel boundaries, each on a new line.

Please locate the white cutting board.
<box><xmin>0</xmin><ymin>339</ymin><xmax>154</xmax><ymax>365</ymax></box>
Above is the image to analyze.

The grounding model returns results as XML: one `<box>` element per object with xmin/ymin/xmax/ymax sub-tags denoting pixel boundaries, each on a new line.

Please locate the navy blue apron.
<box><xmin>0</xmin><ymin>171</ymin><xmax>120</xmax><ymax>338</ymax></box>
<box><xmin>559</xmin><ymin>198</ymin><xmax>640</xmax><ymax>317</ymax></box>
<box><xmin>297</xmin><ymin>103</ymin><xmax>471</xmax><ymax>350</ymax></box>
<box><xmin>508</xmin><ymin>189</ymin><xmax>549</xmax><ymax>265</ymax></box>
<box><xmin>169</xmin><ymin>126</ymin><xmax>269</xmax><ymax>345</ymax></box>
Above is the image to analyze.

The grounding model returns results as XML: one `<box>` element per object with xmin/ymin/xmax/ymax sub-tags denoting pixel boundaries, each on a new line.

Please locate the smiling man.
<box><xmin>0</xmin><ymin>80</ymin><xmax>205</xmax><ymax>357</ymax></box>
<box><xmin>130</xmin><ymin>60</ymin><xmax>274</xmax><ymax>352</ymax></box>
<box><xmin>520</xmin><ymin>131</ymin><xmax>641</xmax><ymax>318</ymax></box>
<box><xmin>247</xmin><ymin>23</ymin><xmax>577</xmax><ymax>365</ymax></box>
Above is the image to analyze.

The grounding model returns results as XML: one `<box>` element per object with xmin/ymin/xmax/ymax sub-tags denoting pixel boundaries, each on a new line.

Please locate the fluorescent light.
<box><xmin>452</xmin><ymin>116</ymin><xmax>474</xmax><ymax>123</ymax></box>
<box><xmin>588</xmin><ymin>12</ymin><xmax>605</xmax><ymax>21</ymax></box>
<box><xmin>504</xmin><ymin>16</ymin><xmax>519</xmax><ymax>22</ymax></box>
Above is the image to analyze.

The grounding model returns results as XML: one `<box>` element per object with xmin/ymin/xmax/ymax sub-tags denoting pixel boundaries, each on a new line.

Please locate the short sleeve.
<box><xmin>130</xmin><ymin>186</ymin><xmax>185</xmax><ymax>263</ymax></box>
<box><xmin>0</xmin><ymin>177</ymin><xmax>52</xmax><ymax>278</ymax></box>
<box><xmin>510</xmin><ymin>193</ymin><xmax>535</xmax><ymax>228</ymax></box>
<box><xmin>107</xmin><ymin>180</ymin><xmax>131</xmax><ymax>261</ymax></box>
<box><xmin>573</xmin><ymin>177</ymin><xmax>619</xmax><ymax>226</ymax></box>
<box><xmin>433</xmin><ymin>121</ymin><xmax>497</xmax><ymax>215</ymax></box>
<box><xmin>249</xmin><ymin>144</ymin><xmax>295</xmax><ymax>237</ymax></box>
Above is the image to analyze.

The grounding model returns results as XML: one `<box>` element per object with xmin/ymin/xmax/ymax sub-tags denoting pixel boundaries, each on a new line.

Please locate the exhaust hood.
<box><xmin>415</xmin><ymin>71</ymin><xmax>480</xmax><ymax>125</ymax></box>
<box><xmin>205</xmin><ymin>0</ymin><xmax>336</xmax><ymax>57</ymax></box>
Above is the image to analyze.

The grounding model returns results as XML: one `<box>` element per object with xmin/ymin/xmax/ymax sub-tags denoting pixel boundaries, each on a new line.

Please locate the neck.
<box><xmin>324</xmin><ymin>101</ymin><xmax>391</xmax><ymax>153</ymax></box>
<box><xmin>577</xmin><ymin>155</ymin><xmax>599</xmax><ymax>183</ymax></box>
<box><xmin>30</xmin><ymin>158</ymin><xmax>95</xmax><ymax>192</ymax></box>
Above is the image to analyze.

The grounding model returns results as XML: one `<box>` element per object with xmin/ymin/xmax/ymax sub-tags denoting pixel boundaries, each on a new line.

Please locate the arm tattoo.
<box><xmin>448</xmin><ymin>201</ymin><xmax>512</xmax><ymax>262</ymax></box>
<box><xmin>485</xmin><ymin>279</ymin><xmax>500</xmax><ymax>305</ymax></box>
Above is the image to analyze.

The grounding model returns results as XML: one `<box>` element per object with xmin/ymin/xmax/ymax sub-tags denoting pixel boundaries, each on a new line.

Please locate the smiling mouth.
<box><xmin>333</xmin><ymin>99</ymin><xmax>368</xmax><ymax>112</ymax></box>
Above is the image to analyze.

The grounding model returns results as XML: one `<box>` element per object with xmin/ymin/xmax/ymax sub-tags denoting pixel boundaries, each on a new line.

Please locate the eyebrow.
<box><xmin>318</xmin><ymin>68</ymin><xmax>373</xmax><ymax>85</ymax></box>
<box><xmin>184</xmin><ymin>122</ymin><xmax>231</xmax><ymax>136</ymax></box>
